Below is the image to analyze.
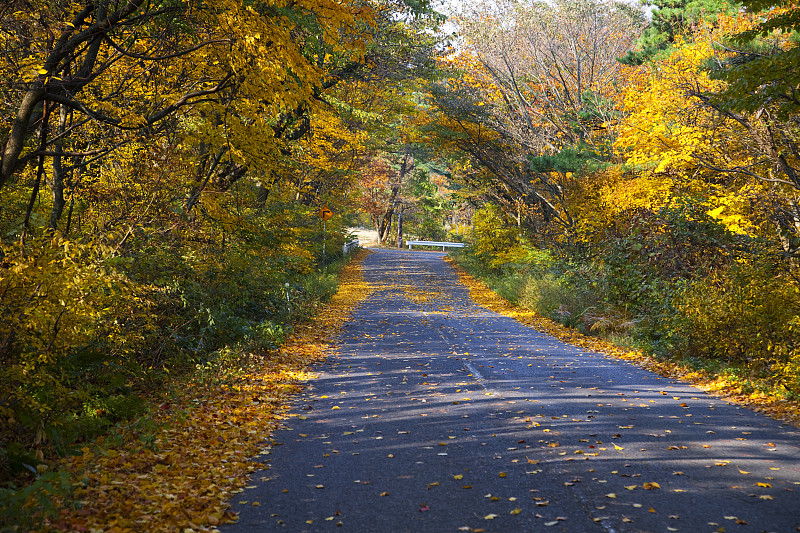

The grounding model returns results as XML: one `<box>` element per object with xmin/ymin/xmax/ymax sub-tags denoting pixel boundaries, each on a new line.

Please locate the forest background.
<box><xmin>1</xmin><ymin>0</ymin><xmax>800</xmax><ymax>527</ymax></box>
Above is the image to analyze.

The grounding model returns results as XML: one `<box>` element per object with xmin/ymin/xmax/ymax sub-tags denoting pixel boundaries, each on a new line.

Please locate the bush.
<box><xmin>675</xmin><ymin>260</ymin><xmax>800</xmax><ymax>376</ymax></box>
<box><xmin>0</xmin><ymin>218</ymin><xmax>350</xmax><ymax>485</ymax></box>
<box><xmin>471</xmin><ymin>204</ymin><xmax>527</xmax><ymax>270</ymax></box>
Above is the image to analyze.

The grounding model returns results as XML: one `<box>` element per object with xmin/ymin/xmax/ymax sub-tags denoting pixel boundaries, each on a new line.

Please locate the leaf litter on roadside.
<box><xmin>42</xmin><ymin>251</ymin><xmax>375</xmax><ymax>532</ymax></box>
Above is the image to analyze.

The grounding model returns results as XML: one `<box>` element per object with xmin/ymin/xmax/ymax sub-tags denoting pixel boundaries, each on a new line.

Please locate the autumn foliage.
<box><xmin>431</xmin><ymin>0</ymin><xmax>800</xmax><ymax>407</ymax></box>
<box><xmin>0</xmin><ymin>0</ymin><xmax>442</xmax><ymax>512</ymax></box>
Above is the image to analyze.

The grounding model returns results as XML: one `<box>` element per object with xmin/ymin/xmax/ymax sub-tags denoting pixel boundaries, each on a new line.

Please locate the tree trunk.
<box><xmin>397</xmin><ymin>207</ymin><xmax>404</xmax><ymax>248</ymax></box>
<box><xmin>49</xmin><ymin>104</ymin><xmax>69</xmax><ymax>231</ymax></box>
<box><xmin>378</xmin><ymin>209</ymin><xmax>394</xmax><ymax>244</ymax></box>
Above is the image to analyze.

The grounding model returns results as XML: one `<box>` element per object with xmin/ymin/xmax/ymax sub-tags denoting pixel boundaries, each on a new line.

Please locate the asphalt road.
<box><xmin>222</xmin><ymin>248</ymin><xmax>800</xmax><ymax>533</ymax></box>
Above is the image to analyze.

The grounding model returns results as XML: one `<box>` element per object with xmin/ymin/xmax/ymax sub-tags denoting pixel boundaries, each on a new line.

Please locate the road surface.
<box><xmin>222</xmin><ymin>248</ymin><xmax>800</xmax><ymax>533</ymax></box>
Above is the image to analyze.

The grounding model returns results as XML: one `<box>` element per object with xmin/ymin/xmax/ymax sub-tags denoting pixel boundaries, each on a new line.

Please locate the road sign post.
<box><xmin>318</xmin><ymin>207</ymin><xmax>333</xmax><ymax>267</ymax></box>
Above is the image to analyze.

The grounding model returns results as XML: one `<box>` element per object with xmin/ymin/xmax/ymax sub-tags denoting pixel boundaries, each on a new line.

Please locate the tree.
<box><xmin>426</xmin><ymin>0</ymin><xmax>641</xmax><ymax>244</ymax></box>
<box><xmin>618</xmin><ymin>0</ymin><xmax>740</xmax><ymax>65</ymax></box>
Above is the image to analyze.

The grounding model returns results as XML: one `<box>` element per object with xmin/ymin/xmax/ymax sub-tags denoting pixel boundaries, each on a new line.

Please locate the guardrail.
<box><xmin>343</xmin><ymin>238</ymin><xmax>359</xmax><ymax>255</ymax></box>
<box><xmin>406</xmin><ymin>240</ymin><xmax>466</xmax><ymax>251</ymax></box>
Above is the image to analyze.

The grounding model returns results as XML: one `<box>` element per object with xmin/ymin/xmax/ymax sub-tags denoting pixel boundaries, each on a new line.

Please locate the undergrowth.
<box><xmin>0</xmin><ymin>249</ymin><xmax>355</xmax><ymax>531</ymax></box>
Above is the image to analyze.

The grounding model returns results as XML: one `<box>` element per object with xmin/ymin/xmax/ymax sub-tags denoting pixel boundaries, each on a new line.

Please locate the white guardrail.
<box><xmin>406</xmin><ymin>240</ymin><xmax>466</xmax><ymax>251</ymax></box>
<box><xmin>343</xmin><ymin>238</ymin><xmax>359</xmax><ymax>255</ymax></box>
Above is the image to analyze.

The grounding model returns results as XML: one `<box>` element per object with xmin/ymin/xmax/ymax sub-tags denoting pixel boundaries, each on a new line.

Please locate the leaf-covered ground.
<box><xmin>37</xmin><ymin>251</ymin><xmax>374</xmax><ymax>532</ymax></box>
<box><xmin>446</xmin><ymin>258</ymin><xmax>800</xmax><ymax>429</ymax></box>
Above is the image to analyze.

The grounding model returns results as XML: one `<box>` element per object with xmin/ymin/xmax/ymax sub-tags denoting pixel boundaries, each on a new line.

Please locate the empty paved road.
<box><xmin>223</xmin><ymin>249</ymin><xmax>800</xmax><ymax>533</ymax></box>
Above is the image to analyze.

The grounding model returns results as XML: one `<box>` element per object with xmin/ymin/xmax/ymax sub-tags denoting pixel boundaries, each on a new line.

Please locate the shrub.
<box><xmin>471</xmin><ymin>204</ymin><xmax>527</xmax><ymax>270</ymax></box>
<box><xmin>675</xmin><ymin>260</ymin><xmax>800</xmax><ymax>376</ymax></box>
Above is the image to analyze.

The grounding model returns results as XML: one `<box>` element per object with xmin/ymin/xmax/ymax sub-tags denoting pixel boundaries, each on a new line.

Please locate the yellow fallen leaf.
<box><xmin>331</xmin><ymin>406</ymin><xmax>340</xmax><ymax>410</ymax></box>
<box><xmin>499</xmin><ymin>472</ymin><xmax>507</xmax><ymax>478</ymax></box>
<box><xmin>453</xmin><ymin>474</ymin><xmax>463</xmax><ymax>480</ymax></box>
<box><xmin>643</xmin><ymin>482</ymin><xmax>661</xmax><ymax>490</ymax></box>
<box><xmin>484</xmin><ymin>514</ymin><xmax>498</xmax><ymax>520</ymax></box>
<box><xmin>510</xmin><ymin>508</ymin><xmax>522</xmax><ymax>515</ymax></box>
<box><xmin>756</xmin><ymin>482</ymin><xmax>771</xmax><ymax>488</ymax></box>
<box><xmin>606</xmin><ymin>493</ymin><xmax>617</xmax><ymax>498</ymax></box>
